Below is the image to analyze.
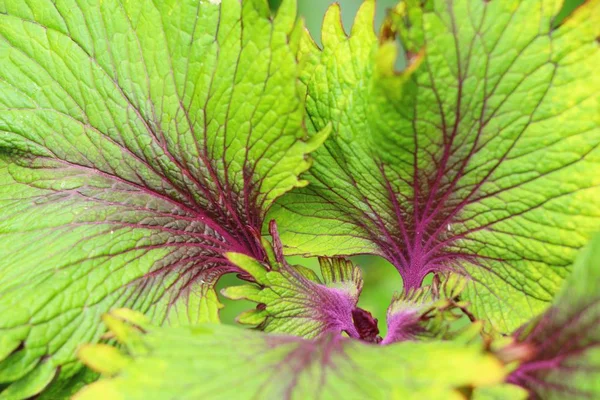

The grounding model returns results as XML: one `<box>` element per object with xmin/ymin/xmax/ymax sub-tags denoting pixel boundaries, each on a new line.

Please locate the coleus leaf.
<box><xmin>502</xmin><ymin>234</ymin><xmax>600</xmax><ymax>399</ymax></box>
<box><xmin>75</xmin><ymin>308</ymin><xmax>508</xmax><ymax>400</ymax></box>
<box><xmin>270</xmin><ymin>0</ymin><xmax>600</xmax><ymax>332</ymax></box>
<box><xmin>383</xmin><ymin>273</ymin><xmax>480</xmax><ymax>344</ymax></box>
<box><xmin>36</xmin><ymin>368</ymin><xmax>99</xmax><ymax>400</ymax></box>
<box><xmin>0</xmin><ymin>0</ymin><xmax>327</xmax><ymax>395</ymax></box>
<box><xmin>222</xmin><ymin>246</ymin><xmax>381</xmax><ymax>341</ymax></box>
<box><xmin>471</xmin><ymin>384</ymin><xmax>528</xmax><ymax>400</ymax></box>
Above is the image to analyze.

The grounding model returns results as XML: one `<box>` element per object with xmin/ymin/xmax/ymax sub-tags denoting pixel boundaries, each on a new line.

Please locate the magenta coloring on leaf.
<box><xmin>351</xmin><ymin>308</ymin><xmax>382</xmax><ymax>343</ymax></box>
<box><xmin>381</xmin><ymin>309</ymin><xmax>423</xmax><ymax>345</ymax></box>
<box><xmin>506</xmin><ymin>301</ymin><xmax>600</xmax><ymax>398</ymax></box>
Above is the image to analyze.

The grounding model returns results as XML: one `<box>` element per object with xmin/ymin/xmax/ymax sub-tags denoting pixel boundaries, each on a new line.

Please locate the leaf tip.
<box><xmin>78</xmin><ymin>344</ymin><xmax>129</xmax><ymax>376</ymax></box>
<box><xmin>321</xmin><ymin>2</ymin><xmax>347</xmax><ymax>48</ymax></box>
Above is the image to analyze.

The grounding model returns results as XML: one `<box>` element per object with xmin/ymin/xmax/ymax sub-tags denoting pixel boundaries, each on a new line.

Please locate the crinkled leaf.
<box><xmin>75</xmin><ymin>309</ymin><xmax>507</xmax><ymax>400</ymax></box>
<box><xmin>222</xmin><ymin>253</ymin><xmax>379</xmax><ymax>341</ymax></box>
<box><xmin>383</xmin><ymin>273</ymin><xmax>479</xmax><ymax>344</ymax></box>
<box><xmin>0</xmin><ymin>0</ymin><xmax>324</xmax><ymax>394</ymax></box>
<box><xmin>270</xmin><ymin>0</ymin><xmax>600</xmax><ymax>332</ymax></box>
<box><xmin>506</xmin><ymin>234</ymin><xmax>600</xmax><ymax>399</ymax></box>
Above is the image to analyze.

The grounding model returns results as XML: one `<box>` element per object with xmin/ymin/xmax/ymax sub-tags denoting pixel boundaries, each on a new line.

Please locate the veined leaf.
<box><xmin>270</xmin><ymin>0</ymin><xmax>600</xmax><ymax>332</ymax></box>
<box><xmin>383</xmin><ymin>273</ymin><xmax>479</xmax><ymax>344</ymax></box>
<box><xmin>75</xmin><ymin>309</ymin><xmax>507</xmax><ymax>400</ymax></box>
<box><xmin>504</xmin><ymin>234</ymin><xmax>600</xmax><ymax>399</ymax></box>
<box><xmin>223</xmin><ymin>252</ymin><xmax>380</xmax><ymax>341</ymax></box>
<box><xmin>0</xmin><ymin>0</ymin><xmax>325</xmax><ymax>395</ymax></box>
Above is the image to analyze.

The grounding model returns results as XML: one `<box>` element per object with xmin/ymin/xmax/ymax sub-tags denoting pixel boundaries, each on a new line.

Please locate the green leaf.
<box><xmin>270</xmin><ymin>0</ymin><xmax>600</xmax><ymax>332</ymax></box>
<box><xmin>505</xmin><ymin>234</ymin><xmax>600</xmax><ymax>398</ymax></box>
<box><xmin>78</xmin><ymin>345</ymin><xmax>131</xmax><ymax>377</ymax></box>
<box><xmin>37</xmin><ymin>367</ymin><xmax>99</xmax><ymax>400</ymax></box>
<box><xmin>75</xmin><ymin>309</ymin><xmax>508</xmax><ymax>400</ymax></box>
<box><xmin>223</xmin><ymin>254</ymin><xmax>370</xmax><ymax>340</ymax></box>
<box><xmin>383</xmin><ymin>273</ymin><xmax>481</xmax><ymax>344</ymax></box>
<box><xmin>472</xmin><ymin>384</ymin><xmax>528</xmax><ymax>400</ymax></box>
<box><xmin>0</xmin><ymin>0</ymin><xmax>324</xmax><ymax>394</ymax></box>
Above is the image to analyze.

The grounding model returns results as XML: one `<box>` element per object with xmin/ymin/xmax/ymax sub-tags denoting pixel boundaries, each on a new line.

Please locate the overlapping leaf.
<box><xmin>383</xmin><ymin>273</ymin><xmax>479</xmax><ymax>344</ymax></box>
<box><xmin>270</xmin><ymin>0</ymin><xmax>600</xmax><ymax>332</ymax></box>
<box><xmin>506</xmin><ymin>234</ymin><xmax>600</xmax><ymax>398</ymax></box>
<box><xmin>75</xmin><ymin>309</ymin><xmax>508</xmax><ymax>400</ymax></box>
<box><xmin>0</xmin><ymin>0</ymin><xmax>325</xmax><ymax>395</ymax></box>
<box><xmin>223</xmin><ymin>253</ymin><xmax>379</xmax><ymax>341</ymax></box>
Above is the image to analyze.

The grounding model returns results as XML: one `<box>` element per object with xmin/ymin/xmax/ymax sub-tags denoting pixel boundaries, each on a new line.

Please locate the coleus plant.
<box><xmin>0</xmin><ymin>0</ymin><xmax>598</xmax><ymax>399</ymax></box>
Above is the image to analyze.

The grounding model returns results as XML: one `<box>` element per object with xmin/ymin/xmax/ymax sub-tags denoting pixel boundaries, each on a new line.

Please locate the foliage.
<box><xmin>76</xmin><ymin>309</ymin><xmax>509</xmax><ymax>400</ymax></box>
<box><xmin>0</xmin><ymin>0</ymin><xmax>598</xmax><ymax>398</ymax></box>
<box><xmin>270</xmin><ymin>0</ymin><xmax>600</xmax><ymax>333</ymax></box>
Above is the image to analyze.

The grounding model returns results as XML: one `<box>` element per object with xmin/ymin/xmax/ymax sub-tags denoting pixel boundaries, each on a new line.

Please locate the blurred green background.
<box><xmin>218</xmin><ymin>0</ymin><xmax>586</xmax><ymax>333</ymax></box>
<box><xmin>285</xmin><ymin>0</ymin><xmax>584</xmax><ymax>39</ymax></box>
<box><xmin>297</xmin><ymin>0</ymin><xmax>397</xmax><ymax>43</ymax></box>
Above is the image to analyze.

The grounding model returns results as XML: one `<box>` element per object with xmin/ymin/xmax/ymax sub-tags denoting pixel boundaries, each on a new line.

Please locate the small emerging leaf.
<box><xmin>78</xmin><ymin>345</ymin><xmax>130</xmax><ymax>377</ymax></box>
<box><xmin>383</xmin><ymin>273</ymin><xmax>478</xmax><ymax>344</ymax></box>
<box><xmin>224</xmin><ymin>254</ymin><xmax>375</xmax><ymax>341</ymax></box>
